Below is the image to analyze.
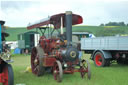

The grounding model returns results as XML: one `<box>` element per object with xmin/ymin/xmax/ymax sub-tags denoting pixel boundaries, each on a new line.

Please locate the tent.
<box><xmin>13</xmin><ymin>48</ymin><xmax>21</xmax><ymax>54</ymax></box>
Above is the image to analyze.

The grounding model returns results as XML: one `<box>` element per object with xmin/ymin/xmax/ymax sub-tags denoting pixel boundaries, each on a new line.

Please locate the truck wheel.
<box><xmin>3</xmin><ymin>64</ymin><xmax>14</xmax><ymax>85</ymax></box>
<box><xmin>31</xmin><ymin>47</ymin><xmax>45</xmax><ymax>76</ymax></box>
<box><xmin>94</xmin><ymin>52</ymin><xmax>106</xmax><ymax>67</ymax></box>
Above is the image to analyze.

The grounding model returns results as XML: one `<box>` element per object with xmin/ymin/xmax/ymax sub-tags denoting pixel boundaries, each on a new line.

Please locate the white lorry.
<box><xmin>81</xmin><ymin>36</ymin><xmax>128</xmax><ymax>67</ymax></box>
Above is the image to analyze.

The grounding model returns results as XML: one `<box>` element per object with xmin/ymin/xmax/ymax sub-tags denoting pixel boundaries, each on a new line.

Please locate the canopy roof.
<box><xmin>0</xmin><ymin>20</ymin><xmax>5</xmax><ymax>25</ymax></box>
<box><xmin>27</xmin><ymin>13</ymin><xmax>83</xmax><ymax>30</ymax></box>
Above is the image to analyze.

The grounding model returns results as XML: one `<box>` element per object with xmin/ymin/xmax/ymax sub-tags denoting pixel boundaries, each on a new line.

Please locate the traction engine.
<box><xmin>27</xmin><ymin>11</ymin><xmax>91</xmax><ymax>82</ymax></box>
<box><xmin>0</xmin><ymin>21</ymin><xmax>14</xmax><ymax>85</ymax></box>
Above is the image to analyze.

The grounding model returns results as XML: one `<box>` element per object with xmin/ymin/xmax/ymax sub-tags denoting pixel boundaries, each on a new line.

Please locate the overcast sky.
<box><xmin>0</xmin><ymin>0</ymin><xmax>128</xmax><ymax>27</ymax></box>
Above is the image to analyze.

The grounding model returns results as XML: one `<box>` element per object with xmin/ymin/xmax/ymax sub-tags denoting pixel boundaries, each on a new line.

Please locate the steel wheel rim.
<box><xmin>80</xmin><ymin>60</ymin><xmax>91</xmax><ymax>79</ymax></box>
<box><xmin>80</xmin><ymin>67</ymin><xmax>86</xmax><ymax>78</ymax></box>
<box><xmin>31</xmin><ymin>47</ymin><xmax>39</xmax><ymax>75</ymax></box>
<box><xmin>53</xmin><ymin>63</ymin><xmax>58</xmax><ymax>80</ymax></box>
<box><xmin>53</xmin><ymin>61</ymin><xmax>63</xmax><ymax>82</ymax></box>
<box><xmin>80</xmin><ymin>60</ymin><xmax>87</xmax><ymax>78</ymax></box>
<box><xmin>95</xmin><ymin>54</ymin><xmax>103</xmax><ymax>66</ymax></box>
<box><xmin>87</xmin><ymin>60</ymin><xmax>91</xmax><ymax>80</ymax></box>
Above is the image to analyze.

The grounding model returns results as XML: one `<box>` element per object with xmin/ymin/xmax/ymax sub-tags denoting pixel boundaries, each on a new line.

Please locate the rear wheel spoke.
<box><xmin>31</xmin><ymin>46</ymin><xmax>45</xmax><ymax>76</ymax></box>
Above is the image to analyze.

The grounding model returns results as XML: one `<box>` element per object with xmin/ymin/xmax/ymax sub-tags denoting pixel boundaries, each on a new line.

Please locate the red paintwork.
<box><xmin>0</xmin><ymin>65</ymin><xmax>8</xmax><ymax>85</ymax></box>
<box><xmin>39</xmin><ymin>37</ymin><xmax>60</xmax><ymax>54</ymax></box>
<box><xmin>63</xmin><ymin>60</ymin><xmax>81</xmax><ymax>74</ymax></box>
<box><xmin>39</xmin><ymin>36</ymin><xmax>83</xmax><ymax>73</ymax></box>
<box><xmin>27</xmin><ymin>13</ymin><xmax>83</xmax><ymax>30</ymax></box>
<box><xmin>43</xmin><ymin>57</ymin><xmax>56</xmax><ymax>67</ymax></box>
<box><xmin>63</xmin><ymin>69</ymin><xmax>88</xmax><ymax>74</ymax></box>
<box><xmin>95</xmin><ymin>54</ymin><xmax>103</xmax><ymax>66</ymax></box>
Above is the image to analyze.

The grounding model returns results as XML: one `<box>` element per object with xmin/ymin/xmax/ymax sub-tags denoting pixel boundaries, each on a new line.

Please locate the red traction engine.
<box><xmin>27</xmin><ymin>11</ymin><xmax>91</xmax><ymax>82</ymax></box>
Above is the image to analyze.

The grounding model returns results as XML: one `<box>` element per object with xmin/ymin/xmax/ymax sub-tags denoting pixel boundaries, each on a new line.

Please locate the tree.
<box><xmin>119</xmin><ymin>22</ymin><xmax>125</xmax><ymax>26</ymax></box>
<box><xmin>104</xmin><ymin>22</ymin><xmax>126</xmax><ymax>26</ymax></box>
<box><xmin>100</xmin><ymin>23</ymin><xmax>104</xmax><ymax>26</ymax></box>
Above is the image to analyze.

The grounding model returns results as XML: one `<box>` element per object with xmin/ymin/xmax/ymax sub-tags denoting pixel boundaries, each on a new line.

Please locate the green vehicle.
<box><xmin>18</xmin><ymin>31</ymin><xmax>40</xmax><ymax>54</ymax></box>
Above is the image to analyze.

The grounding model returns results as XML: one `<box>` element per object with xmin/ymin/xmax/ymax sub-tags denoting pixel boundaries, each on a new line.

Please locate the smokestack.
<box><xmin>65</xmin><ymin>11</ymin><xmax>72</xmax><ymax>45</ymax></box>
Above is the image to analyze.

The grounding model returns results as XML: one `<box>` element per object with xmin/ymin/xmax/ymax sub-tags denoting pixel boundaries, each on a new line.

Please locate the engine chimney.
<box><xmin>65</xmin><ymin>11</ymin><xmax>72</xmax><ymax>46</ymax></box>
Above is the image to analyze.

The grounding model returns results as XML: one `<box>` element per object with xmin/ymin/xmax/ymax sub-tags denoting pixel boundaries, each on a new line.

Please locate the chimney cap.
<box><xmin>66</xmin><ymin>11</ymin><xmax>72</xmax><ymax>15</ymax></box>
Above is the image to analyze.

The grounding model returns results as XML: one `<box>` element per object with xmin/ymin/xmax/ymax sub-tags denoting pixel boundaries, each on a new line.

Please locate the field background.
<box><xmin>5</xmin><ymin>26</ymin><xmax>128</xmax><ymax>41</ymax></box>
<box><xmin>10</xmin><ymin>54</ymin><xmax>128</xmax><ymax>85</ymax></box>
<box><xmin>4</xmin><ymin>26</ymin><xmax>128</xmax><ymax>85</ymax></box>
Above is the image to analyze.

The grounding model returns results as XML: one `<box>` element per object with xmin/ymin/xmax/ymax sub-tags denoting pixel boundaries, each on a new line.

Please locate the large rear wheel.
<box><xmin>31</xmin><ymin>46</ymin><xmax>45</xmax><ymax>76</ymax></box>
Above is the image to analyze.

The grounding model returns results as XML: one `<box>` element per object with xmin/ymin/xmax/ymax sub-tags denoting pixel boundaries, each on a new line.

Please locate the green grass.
<box><xmin>10</xmin><ymin>54</ymin><xmax>128</xmax><ymax>85</ymax></box>
<box><xmin>5</xmin><ymin>26</ymin><xmax>128</xmax><ymax>41</ymax></box>
<box><xmin>73</xmin><ymin>26</ymin><xmax>128</xmax><ymax>37</ymax></box>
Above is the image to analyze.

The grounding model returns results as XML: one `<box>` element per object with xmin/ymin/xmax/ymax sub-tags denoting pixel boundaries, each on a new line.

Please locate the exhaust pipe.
<box><xmin>65</xmin><ymin>11</ymin><xmax>72</xmax><ymax>46</ymax></box>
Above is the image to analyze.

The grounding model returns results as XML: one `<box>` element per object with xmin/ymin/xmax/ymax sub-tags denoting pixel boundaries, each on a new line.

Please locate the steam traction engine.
<box><xmin>0</xmin><ymin>21</ymin><xmax>14</xmax><ymax>85</ymax></box>
<box><xmin>27</xmin><ymin>11</ymin><xmax>91</xmax><ymax>82</ymax></box>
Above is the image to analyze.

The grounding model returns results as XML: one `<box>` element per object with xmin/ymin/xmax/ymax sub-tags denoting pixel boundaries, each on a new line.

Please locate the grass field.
<box><xmin>3</xmin><ymin>26</ymin><xmax>128</xmax><ymax>85</ymax></box>
<box><xmin>10</xmin><ymin>54</ymin><xmax>128</xmax><ymax>85</ymax></box>
<box><xmin>5</xmin><ymin>26</ymin><xmax>128</xmax><ymax>41</ymax></box>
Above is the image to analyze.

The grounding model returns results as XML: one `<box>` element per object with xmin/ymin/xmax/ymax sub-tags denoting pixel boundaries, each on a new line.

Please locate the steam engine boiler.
<box><xmin>27</xmin><ymin>11</ymin><xmax>91</xmax><ymax>82</ymax></box>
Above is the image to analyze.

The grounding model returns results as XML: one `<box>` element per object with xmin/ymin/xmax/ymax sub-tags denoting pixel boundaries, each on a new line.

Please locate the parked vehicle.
<box><xmin>27</xmin><ymin>11</ymin><xmax>91</xmax><ymax>82</ymax></box>
<box><xmin>0</xmin><ymin>20</ymin><xmax>14</xmax><ymax>85</ymax></box>
<box><xmin>81</xmin><ymin>36</ymin><xmax>128</xmax><ymax>67</ymax></box>
<box><xmin>18</xmin><ymin>31</ymin><xmax>40</xmax><ymax>54</ymax></box>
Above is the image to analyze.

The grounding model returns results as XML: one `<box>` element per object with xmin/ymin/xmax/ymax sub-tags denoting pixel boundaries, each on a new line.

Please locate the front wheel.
<box><xmin>53</xmin><ymin>60</ymin><xmax>63</xmax><ymax>82</ymax></box>
<box><xmin>80</xmin><ymin>59</ymin><xmax>91</xmax><ymax>80</ymax></box>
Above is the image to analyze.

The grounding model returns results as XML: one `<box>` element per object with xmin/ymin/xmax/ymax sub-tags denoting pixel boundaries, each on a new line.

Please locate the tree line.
<box><xmin>100</xmin><ymin>22</ymin><xmax>128</xmax><ymax>26</ymax></box>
